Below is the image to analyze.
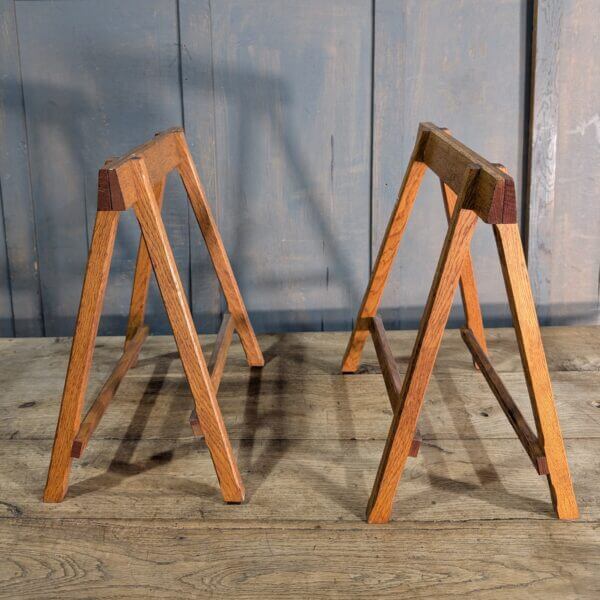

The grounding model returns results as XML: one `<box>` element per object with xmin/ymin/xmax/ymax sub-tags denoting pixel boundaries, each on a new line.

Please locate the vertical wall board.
<box><xmin>0</xmin><ymin>181</ymin><xmax>13</xmax><ymax>336</ymax></box>
<box><xmin>210</xmin><ymin>0</ymin><xmax>372</xmax><ymax>332</ymax></box>
<box><xmin>15</xmin><ymin>0</ymin><xmax>187</xmax><ymax>336</ymax></box>
<box><xmin>179</xmin><ymin>0</ymin><xmax>221</xmax><ymax>334</ymax></box>
<box><xmin>527</xmin><ymin>0</ymin><xmax>562</xmax><ymax>324</ymax></box>
<box><xmin>0</xmin><ymin>0</ymin><xmax>43</xmax><ymax>336</ymax></box>
<box><xmin>373</xmin><ymin>0</ymin><xmax>528</xmax><ymax>329</ymax></box>
<box><xmin>528</xmin><ymin>0</ymin><xmax>600</xmax><ymax>325</ymax></box>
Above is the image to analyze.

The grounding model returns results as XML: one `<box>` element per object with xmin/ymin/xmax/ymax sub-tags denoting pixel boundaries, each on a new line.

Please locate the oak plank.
<box><xmin>190</xmin><ymin>313</ymin><xmax>235</xmax><ymax>436</ymax></box>
<box><xmin>175</xmin><ymin>132</ymin><xmax>264</xmax><ymax>368</ymax></box>
<box><xmin>43</xmin><ymin>211</ymin><xmax>120</xmax><ymax>503</ymax></box>
<box><xmin>440</xmin><ymin>180</ymin><xmax>487</xmax><ymax>354</ymax></box>
<box><xmin>2</xmin><ymin>328</ymin><xmax>599</xmax><ymax>384</ymax></box>
<box><xmin>342</xmin><ymin>132</ymin><xmax>428</xmax><ymax>373</ymax></box>
<box><xmin>125</xmin><ymin>177</ymin><xmax>166</xmax><ymax>343</ymax></box>
<box><xmin>2</xmin><ymin>369</ymin><xmax>599</xmax><ymax>443</ymax></box>
<box><xmin>2</xmin><ymin>438</ymin><xmax>599</xmax><ymax>523</ymax></box>
<box><xmin>2</xmin><ymin>340</ymin><xmax>599</xmax><ymax>443</ymax></box>
<box><xmin>131</xmin><ymin>160</ymin><xmax>244</xmax><ymax>503</ymax></box>
<box><xmin>368</xmin><ymin>176</ymin><xmax>480</xmax><ymax>523</ymax></box>
<box><xmin>495</xmin><ymin>223</ymin><xmax>578</xmax><ymax>518</ymax></box>
<box><xmin>1</xmin><ymin>518</ymin><xmax>598</xmax><ymax>599</ymax></box>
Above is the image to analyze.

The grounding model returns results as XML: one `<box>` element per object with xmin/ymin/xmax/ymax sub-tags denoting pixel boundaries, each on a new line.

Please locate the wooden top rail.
<box><xmin>98</xmin><ymin>128</ymin><xmax>185</xmax><ymax>211</ymax></box>
<box><xmin>415</xmin><ymin>123</ymin><xmax>517</xmax><ymax>224</ymax></box>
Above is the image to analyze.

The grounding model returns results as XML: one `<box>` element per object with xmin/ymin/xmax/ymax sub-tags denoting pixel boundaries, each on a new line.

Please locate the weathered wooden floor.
<box><xmin>1</xmin><ymin>327</ymin><xmax>599</xmax><ymax>598</ymax></box>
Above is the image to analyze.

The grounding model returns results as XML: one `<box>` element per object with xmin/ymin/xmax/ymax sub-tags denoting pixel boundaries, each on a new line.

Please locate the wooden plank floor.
<box><xmin>1</xmin><ymin>327</ymin><xmax>599</xmax><ymax>598</ymax></box>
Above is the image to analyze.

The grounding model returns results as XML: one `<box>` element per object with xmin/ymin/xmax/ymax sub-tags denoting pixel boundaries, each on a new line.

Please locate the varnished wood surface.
<box><xmin>1</xmin><ymin>327</ymin><xmax>599</xmax><ymax>596</ymax></box>
<box><xmin>367</xmin><ymin>199</ymin><xmax>480</xmax><ymax>523</ymax></box>
<box><xmin>71</xmin><ymin>325</ymin><xmax>149</xmax><ymax>459</ymax></box>
<box><xmin>43</xmin><ymin>211</ymin><xmax>120</xmax><ymax>503</ymax></box>
<box><xmin>132</xmin><ymin>161</ymin><xmax>244</xmax><ymax>503</ymax></box>
<box><xmin>495</xmin><ymin>223</ymin><xmax>578</xmax><ymax>519</ymax></box>
<box><xmin>440</xmin><ymin>180</ymin><xmax>487</xmax><ymax>355</ymax></box>
<box><xmin>190</xmin><ymin>312</ymin><xmax>235</xmax><ymax>436</ymax></box>
<box><xmin>419</xmin><ymin>124</ymin><xmax>517</xmax><ymax>224</ymax></box>
<box><xmin>461</xmin><ymin>327</ymin><xmax>548</xmax><ymax>475</ymax></box>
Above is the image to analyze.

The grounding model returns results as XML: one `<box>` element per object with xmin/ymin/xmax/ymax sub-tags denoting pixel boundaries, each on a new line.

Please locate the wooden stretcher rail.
<box><xmin>190</xmin><ymin>313</ymin><xmax>235</xmax><ymax>436</ymax></box>
<box><xmin>369</xmin><ymin>315</ymin><xmax>421</xmax><ymax>458</ymax></box>
<box><xmin>417</xmin><ymin>123</ymin><xmax>517</xmax><ymax>224</ymax></box>
<box><xmin>71</xmin><ymin>325</ymin><xmax>149</xmax><ymax>458</ymax></box>
<box><xmin>460</xmin><ymin>328</ymin><xmax>549</xmax><ymax>475</ymax></box>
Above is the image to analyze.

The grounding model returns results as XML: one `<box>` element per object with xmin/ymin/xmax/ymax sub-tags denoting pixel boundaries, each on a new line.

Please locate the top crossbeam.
<box><xmin>97</xmin><ymin>128</ymin><xmax>184</xmax><ymax>211</ymax></box>
<box><xmin>416</xmin><ymin>123</ymin><xmax>517</xmax><ymax>224</ymax></box>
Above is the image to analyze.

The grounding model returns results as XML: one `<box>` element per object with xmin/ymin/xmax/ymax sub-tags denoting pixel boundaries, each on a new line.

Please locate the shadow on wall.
<box><xmin>3</xmin><ymin>46</ymin><xmax>366</xmax><ymax>336</ymax></box>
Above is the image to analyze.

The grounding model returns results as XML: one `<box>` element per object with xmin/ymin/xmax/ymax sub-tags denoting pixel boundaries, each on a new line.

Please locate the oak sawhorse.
<box><xmin>342</xmin><ymin>122</ymin><xmax>578</xmax><ymax>524</ymax></box>
<box><xmin>44</xmin><ymin>128</ymin><xmax>263</xmax><ymax>504</ymax></box>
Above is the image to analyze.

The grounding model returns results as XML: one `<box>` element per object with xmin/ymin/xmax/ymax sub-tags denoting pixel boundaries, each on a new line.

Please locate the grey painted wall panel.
<box><xmin>0</xmin><ymin>0</ymin><xmax>597</xmax><ymax>336</ymax></box>
<box><xmin>210</xmin><ymin>0</ymin><xmax>372</xmax><ymax>332</ymax></box>
<box><xmin>0</xmin><ymin>0</ymin><xmax>43</xmax><ymax>335</ymax></box>
<box><xmin>372</xmin><ymin>0</ymin><xmax>529</xmax><ymax>329</ymax></box>
<box><xmin>14</xmin><ymin>0</ymin><xmax>187</xmax><ymax>335</ymax></box>
<box><xmin>179</xmin><ymin>0</ymin><xmax>222</xmax><ymax>334</ymax></box>
<box><xmin>0</xmin><ymin>178</ymin><xmax>13</xmax><ymax>336</ymax></box>
<box><xmin>528</xmin><ymin>0</ymin><xmax>600</xmax><ymax>325</ymax></box>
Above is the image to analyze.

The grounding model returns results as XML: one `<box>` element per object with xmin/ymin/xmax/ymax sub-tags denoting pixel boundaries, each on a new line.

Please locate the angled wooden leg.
<box><xmin>367</xmin><ymin>168</ymin><xmax>480</xmax><ymax>524</ymax></box>
<box><xmin>342</xmin><ymin>131</ymin><xmax>430</xmax><ymax>373</ymax></box>
<box><xmin>125</xmin><ymin>176</ymin><xmax>166</xmax><ymax>344</ymax></box>
<box><xmin>494</xmin><ymin>223</ymin><xmax>578</xmax><ymax>519</ymax></box>
<box><xmin>440</xmin><ymin>181</ymin><xmax>487</xmax><ymax>355</ymax></box>
<box><xmin>175</xmin><ymin>133</ymin><xmax>263</xmax><ymax>368</ymax></box>
<box><xmin>131</xmin><ymin>160</ymin><xmax>244</xmax><ymax>502</ymax></box>
<box><xmin>44</xmin><ymin>211</ymin><xmax>119</xmax><ymax>502</ymax></box>
<box><xmin>190</xmin><ymin>312</ymin><xmax>236</xmax><ymax>436</ymax></box>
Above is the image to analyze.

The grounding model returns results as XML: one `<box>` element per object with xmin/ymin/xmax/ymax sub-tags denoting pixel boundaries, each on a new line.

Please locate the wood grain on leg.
<box><xmin>440</xmin><ymin>180</ymin><xmax>487</xmax><ymax>355</ymax></box>
<box><xmin>494</xmin><ymin>223</ymin><xmax>578</xmax><ymax>519</ymax></box>
<box><xmin>125</xmin><ymin>177</ymin><xmax>166</xmax><ymax>343</ymax></box>
<box><xmin>342</xmin><ymin>138</ymin><xmax>428</xmax><ymax>373</ymax></box>
<box><xmin>190</xmin><ymin>312</ymin><xmax>235</xmax><ymax>436</ymax></box>
<box><xmin>367</xmin><ymin>168</ymin><xmax>480</xmax><ymax>524</ymax></box>
<box><xmin>131</xmin><ymin>160</ymin><xmax>244</xmax><ymax>503</ymax></box>
<box><xmin>175</xmin><ymin>133</ymin><xmax>263</xmax><ymax>368</ymax></box>
<box><xmin>369</xmin><ymin>315</ymin><xmax>420</xmax><ymax>457</ymax></box>
<box><xmin>43</xmin><ymin>211</ymin><xmax>119</xmax><ymax>502</ymax></box>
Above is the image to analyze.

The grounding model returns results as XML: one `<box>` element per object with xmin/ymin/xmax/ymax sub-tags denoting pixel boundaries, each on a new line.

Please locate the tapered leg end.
<box><xmin>222</xmin><ymin>485</ymin><xmax>245</xmax><ymax>505</ymax></box>
<box><xmin>43</xmin><ymin>483</ymin><xmax>67</xmax><ymax>503</ymax></box>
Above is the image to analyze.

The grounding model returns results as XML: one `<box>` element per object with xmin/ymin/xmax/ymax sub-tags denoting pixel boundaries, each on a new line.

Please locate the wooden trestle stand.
<box><xmin>44</xmin><ymin>128</ymin><xmax>264</xmax><ymax>504</ymax></box>
<box><xmin>342</xmin><ymin>123</ymin><xmax>578</xmax><ymax>524</ymax></box>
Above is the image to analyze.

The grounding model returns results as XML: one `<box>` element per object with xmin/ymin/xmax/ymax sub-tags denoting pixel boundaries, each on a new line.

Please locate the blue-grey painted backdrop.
<box><xmin>0</xmin><ymin>0</ymin><xmax>598</xmax><ymax>337</ymax></box>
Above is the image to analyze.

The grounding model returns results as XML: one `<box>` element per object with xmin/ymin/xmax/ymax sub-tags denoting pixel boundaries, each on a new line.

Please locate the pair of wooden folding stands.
<box><xmin>44</xmin><ymin>123</ymin><xmax>578</xmax><ymax>524</ymax></box>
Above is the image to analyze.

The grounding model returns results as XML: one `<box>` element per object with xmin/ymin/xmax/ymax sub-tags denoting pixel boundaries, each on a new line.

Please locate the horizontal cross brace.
<box><xmin>71</xmin><ymin>325</ymin><xmax>149</xmax><ymax>458</ymax></box>
<box><xmin>460</xmin><ymin>328</ymin><xmax>548</xmax><ymax>476</ymax></box>
<box><xmin>369</xmin><ymin>315</ymin><xmax>421</xmax><ymax>458</ymax></box>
